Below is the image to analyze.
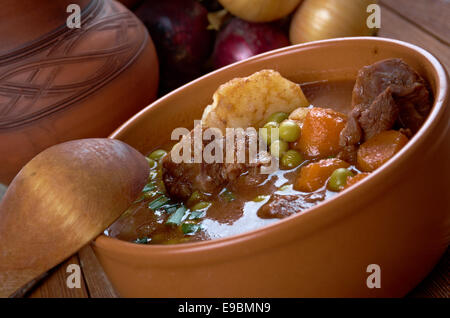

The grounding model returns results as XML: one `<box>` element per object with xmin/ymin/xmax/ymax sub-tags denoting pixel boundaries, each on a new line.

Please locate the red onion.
<box><xmin>136</xmin><ymin>0</ymin><xmax>213</xmax><ymax>93</ymax></box>
<box><xmin>212</xmin><ymin>18</ymin><xmax>290</xmax><ymax>69</ymax></box>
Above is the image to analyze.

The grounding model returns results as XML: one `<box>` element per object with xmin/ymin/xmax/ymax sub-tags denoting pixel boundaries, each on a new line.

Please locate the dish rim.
<box><xmin>94</xmin><ymin>36</ymin><xmax>448</xmax><ymax>260</ymax></box>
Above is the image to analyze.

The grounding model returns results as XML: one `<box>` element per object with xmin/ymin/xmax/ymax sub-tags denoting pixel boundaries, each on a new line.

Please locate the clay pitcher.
<box><xmin>0</xmin><ymin>0</ymin><xmax>159</xmax><ymax>184</ymax></box>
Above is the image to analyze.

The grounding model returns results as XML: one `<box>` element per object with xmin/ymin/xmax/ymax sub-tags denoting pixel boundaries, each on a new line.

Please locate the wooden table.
<box><xmin>2</xmin><ymin>0</ymin><xmax>449</xmax><ymax>298</ymax></box>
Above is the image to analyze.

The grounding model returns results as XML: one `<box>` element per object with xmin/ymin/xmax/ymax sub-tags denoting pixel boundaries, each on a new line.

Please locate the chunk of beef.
<box><xmin>359</xmin><ymin>87</ymin><xmax>400</xmax><ymax>139</ymax></box>
<box><xmin>337</xmin><ymin>107</ymin><xmax>362</xmax><ymax>163</ymax></box>
<box><xmin>257</xmin><ymin>194</ymin><xmax>304</xmax><ymax>219</ymax></box>
<box><xmin>351</xmin><ymin>59</ymin><xmax>431</xmax><ymax>126</ymax></box>
<box><xmin>339</xmin><ymin>58</ymin><xmax>431</xmax><ymax>162</ymax></box>
<box><xmin>258</xmin><ymin>192</ymin><xmax>326</xmax><ymax>219</ymax></box>
<box><xmin>162</xmin><ymin>127</ymin><xmax>271</xmax><ymax>200</ymax></box>
<box><xmin>162</xmin><ymin>154</ymin><xmax>225</xmax><ymax>200</ymax></box>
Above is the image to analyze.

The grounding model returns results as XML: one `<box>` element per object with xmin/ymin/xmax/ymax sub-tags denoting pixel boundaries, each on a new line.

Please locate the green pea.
<box><xmin>281</xmin><ymin>150</ymin><xmax>304</xmax><ymax>169</ymax></box>
<box><xmin>267</xmin><ymin>112</ymin><xmax>289</xmax><ymax>123</ymax></box>
<box><xmin>149</xmin><ymin>149</ymin><xmax>167</xmax><ymax>161</ymax></box>
<box><xmin>146</xmin><ymin>157</ymin><xmax>157</xmax><ymax>169</ymax></box>
<box><xmin>260</xmin><ymin>121</ymin><xmax>279</xmax><ymax>145</ymax></box>
<box><xmin>279</xmin><ymin>120</ymin><xmax>301</xmax><ymax>142</ymax></box>
<box><xmin>191</xmin><ymin>201</ymin><xmax>211</xmax><ymax>211</ymax></box>
<box><xmin>328</xmin><ymin>168</ymin><xmax>354</xmax><ymax>192</ymax></box>
<box><xmin>270</xmin><ymin>140</ymin><xmax>289</xmax><ymax>158</ymax></box>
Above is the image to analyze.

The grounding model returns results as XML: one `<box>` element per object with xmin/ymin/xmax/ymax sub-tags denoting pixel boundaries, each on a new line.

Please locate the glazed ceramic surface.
<box><xmin>94</xmin><ymin>37</ymin><xmax>449</xmax><ymax>297</ymax></box>
<box><xmin>0</xmin><ymin>0</ymin><xmax>158</xmax><ymax>184</ymax></box>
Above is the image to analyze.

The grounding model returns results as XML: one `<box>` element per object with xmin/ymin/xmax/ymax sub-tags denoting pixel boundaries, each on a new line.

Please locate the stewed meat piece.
<box><xmin>257</xmin><ymin>194</ymin><xmax>303</xmax><ymax>219</ymax></box>
<box><xmin>258</xmin><ymin>191</ymin><xmax>326</xmax><ymax>219</ymax></box>
<box><xmin>339</xmin><ymin>58</ymin><xmax>431</xmax><ymax>162</ymax></box>
<box><xmin>162</xmin><ymin>127</ymin><xmax>271</xmax><ymax>200</ymax></box>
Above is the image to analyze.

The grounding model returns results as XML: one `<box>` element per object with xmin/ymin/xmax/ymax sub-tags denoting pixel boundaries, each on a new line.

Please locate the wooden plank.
<box><xmin>380</xmin><ymin>0</ymin><xmax>450</xmax><ymax>45</ymax></box>
<box><xmin>379</xmin><ymin>4</ymin><xmax>450</xmax><ymax>70</ymax></box>
<box><xmin>78</xmin><ymin>244</ymin><xmax>119</xmax><ymax>298</ymax></box>
<box><xmin>408</xmin><ymin>249</ymin><xmax>450</xmax><ymax>298</ymax></box>
<box><xmin>379</xmin><ymin>4</ymin><xmax>450</xmax><ymax>298</ymax></box>
<box><xmin>28</xmin><ymin>255</ymin><xmax>89</xmax><ymax>298</ymax></box>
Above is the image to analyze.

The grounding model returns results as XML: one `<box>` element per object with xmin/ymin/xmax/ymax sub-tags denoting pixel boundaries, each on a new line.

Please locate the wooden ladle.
<box><xmin>0</xmin><ymin>138</ymin><xmax>149</xmax><ymax>297</ymax></box>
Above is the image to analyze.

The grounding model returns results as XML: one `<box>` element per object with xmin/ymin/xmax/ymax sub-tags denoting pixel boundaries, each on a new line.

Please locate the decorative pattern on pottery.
<box><xmin>0</xmin><ymin>0</ymin><xmax>148</xmax><ymax>128</ymax></box>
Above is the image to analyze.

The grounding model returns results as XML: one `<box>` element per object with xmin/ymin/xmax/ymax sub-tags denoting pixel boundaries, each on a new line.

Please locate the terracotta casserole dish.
<box><xmin>93</xmin><ymin>37</ymin><xmax>450</xmax><ymax>297</ymax></box>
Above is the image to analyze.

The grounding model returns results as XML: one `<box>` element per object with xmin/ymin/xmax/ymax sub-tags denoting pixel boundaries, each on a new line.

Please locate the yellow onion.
<box><xmin>290</xmin><ymin>0</ymin><xmax>378</xmax><ymax>44</ymax></box>
<box><xmin>218</xmin><ymin>0</ymin><xmax>302</xmax><ymax>22</ymax></box>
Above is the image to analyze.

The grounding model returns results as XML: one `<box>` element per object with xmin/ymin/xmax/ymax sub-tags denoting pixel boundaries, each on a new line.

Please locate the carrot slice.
<box><xmin>294</xmin><ymin>107</ymin><xmax>347</xmax><ymax>159</ymax></box>
<box><xmin>357</xmin><ymin>130</ymin><xmax>408</xmax><ymax>172</ymax></box>
<box><xmin>294</xmin><ymin>158</ymin><xmax>350</xmax><ymax>192</ymax></box>
<box><xmin>343</xmin><ymin>172</ymin><xmax>371</xmax><ymax>190</ymax></box>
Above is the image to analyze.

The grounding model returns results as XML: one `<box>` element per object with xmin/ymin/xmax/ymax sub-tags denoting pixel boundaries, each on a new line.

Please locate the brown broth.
<box><xmin>107</xmin><ymin>80</ymin><xmax>356</xmax><ymax>245</ymax></box>
<box><xmin>301</xmin><ymin>79</ymin><xmax>354</xmax><ymax>113</ymax></box>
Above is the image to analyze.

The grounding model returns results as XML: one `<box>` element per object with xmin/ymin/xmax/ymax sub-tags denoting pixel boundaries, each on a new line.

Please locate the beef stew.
<box><xmin>106</xmin><ymin>59</ymin><xmax>432</xmax><ymax>245</ymax></box>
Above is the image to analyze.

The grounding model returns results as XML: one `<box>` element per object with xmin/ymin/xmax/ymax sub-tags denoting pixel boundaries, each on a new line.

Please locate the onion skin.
<box><xmin>290</xmin><ymin>0</ymin><xmax>378</xmax><ymax>44</ymax></box>
<box><xmin>136</xmin><ymin>0</ymin><xmax>213</xmax><ymax>93</ymax></box>
<box><xmin>212</xmin><ymin>18</ymin><xmax>290</xmax><ymax>69</ymax></box>
<box><xmin>218</xmin><ymin>0</ymin><xmax>302</xmax><ymax>22</ymax></box>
